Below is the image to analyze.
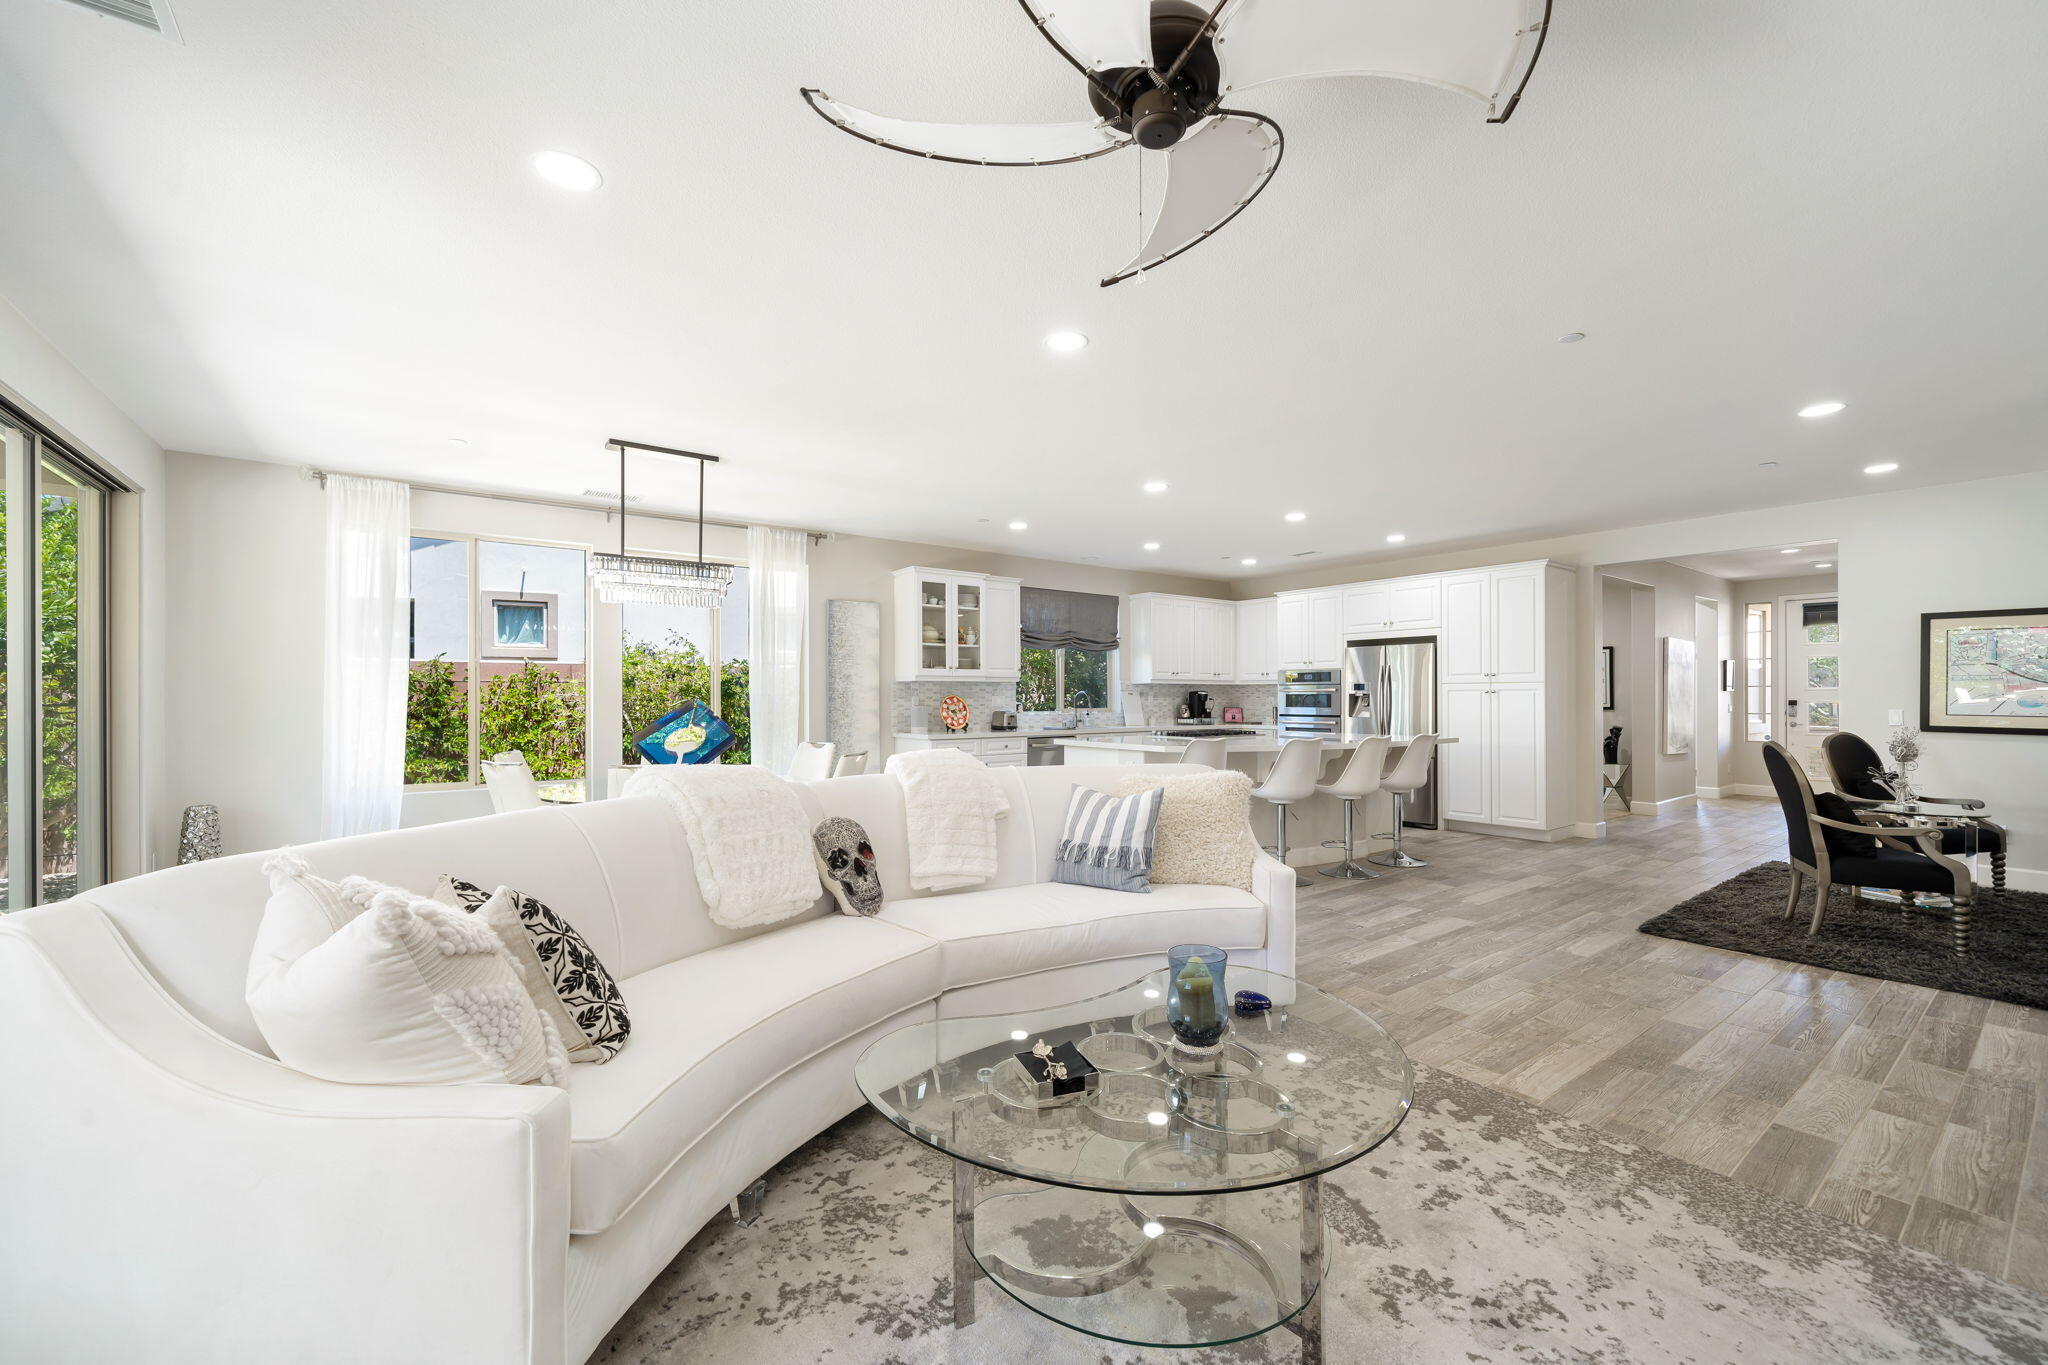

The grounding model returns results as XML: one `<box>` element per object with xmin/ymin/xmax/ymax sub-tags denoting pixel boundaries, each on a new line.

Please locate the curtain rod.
<box><xmin>301</xmin><ymin>466</ymin><xmax>827</xmax><ymax>543</ymax></box>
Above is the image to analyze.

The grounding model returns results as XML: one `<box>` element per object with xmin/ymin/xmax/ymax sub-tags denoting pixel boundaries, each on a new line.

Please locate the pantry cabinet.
<box><xmin>891</xmin><ymin>567</ymin><xmax>1023</xmax><ymax>682</ymax></box>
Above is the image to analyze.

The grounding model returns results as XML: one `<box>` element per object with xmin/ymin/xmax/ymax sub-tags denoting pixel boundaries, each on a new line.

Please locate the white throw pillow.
<box><xmin>246</xmin><ymin>853</ymin><xmax>567</xmax><ymax>1087</ymax></box>
<box><xmin>1111</xmin><ymin>769</ymin><xmax>1259</xmax><ymax>892</ymax></box>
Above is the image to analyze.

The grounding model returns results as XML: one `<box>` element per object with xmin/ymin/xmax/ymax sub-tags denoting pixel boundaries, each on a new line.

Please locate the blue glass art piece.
<box><xmin>631</xmin><ymin>701</ymin><xmax>737</xmax><ymax>765</ymax></box>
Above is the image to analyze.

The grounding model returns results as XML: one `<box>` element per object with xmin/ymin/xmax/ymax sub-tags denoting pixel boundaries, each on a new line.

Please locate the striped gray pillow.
<box><xmin>1051</xmin><ymin>785</ymin><xmax>1163</xmax><ymax>894</ymax></box>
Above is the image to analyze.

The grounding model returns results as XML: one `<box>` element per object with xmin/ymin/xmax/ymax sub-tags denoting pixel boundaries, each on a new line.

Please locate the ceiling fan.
<box><xmin>801</xmin><ymin>0</ymin><xmax>1552</xmax><ymax>287</ymax></box>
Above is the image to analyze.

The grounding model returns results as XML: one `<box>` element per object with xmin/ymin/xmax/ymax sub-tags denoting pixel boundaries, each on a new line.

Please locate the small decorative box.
<box><xmin>1232</xmin><ymin>990</ymin><xmax>1273</xmax><ymax>1017</ymax></box>
<box><xmin>1015</xmin><ymin>1038</ymin><xmax>1100</xmax><ymax>1103</ymax></box>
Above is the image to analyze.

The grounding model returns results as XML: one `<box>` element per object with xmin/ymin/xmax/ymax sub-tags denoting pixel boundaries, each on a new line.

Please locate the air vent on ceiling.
<box><xmin>583</xmin><ymin>488</ymin><xmax>644</xmax><ymax>504</ymax></box>
<box><xmin>53</xmin><ymin>0</ymin><xmax>181</xmax><ymax>39</ymax></box>
<box><xmin>1291</xmin><ymin>550</ymin><xmax>1319</xmax><ymax>558</ymax></box>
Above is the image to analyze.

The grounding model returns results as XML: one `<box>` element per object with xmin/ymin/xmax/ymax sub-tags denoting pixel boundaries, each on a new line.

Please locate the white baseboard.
<box><xmin>1443</xmin><ymin>819</ymin><xmax>1576</xmax><ymax>843</ymax></box>
<box><xmin>1573</xmin><ymin>821</ymin><xmax>1606</xmax><ymax>840</ymax></box>
<box><xmin>1713</xmin><ymin>783</ymin><xmax>1773</xmax><ymax>800</ymax></box>
<box><xmin>2002</xmin><ymin>865</ymin><xmax>2048</xmax><ymax>894</ymax></box>
<box><xmin>1697</xmin><ymin>785</ymin><xmax>1724</xmax><ymax>799</ymax></box>
<box><xmin>1628</xmin><ymin>794</ymin><xmax>1698</xmax><ymax>817</ymax></box>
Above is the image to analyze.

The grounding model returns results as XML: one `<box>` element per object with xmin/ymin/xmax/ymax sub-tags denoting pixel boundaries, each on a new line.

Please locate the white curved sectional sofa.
<box><xmin>0</xmin><ymin>764</ymin><xmax>1295</xmax><ymax>1364</ymax></box>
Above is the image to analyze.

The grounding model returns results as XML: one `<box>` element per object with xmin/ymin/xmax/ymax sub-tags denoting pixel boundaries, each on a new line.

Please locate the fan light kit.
<box><xmin>802</xmin><ymin>0</ymin><xmax>1550</xmax><ymax>286</ymax></box>
<box><xmin>1864</xmin><ymin>461</ymin><xmax>1899</xmax><ymax>474</ymax></box>
<box><xmin>1045</xmin><ymin>330</ymin><xmax>1089</xmax><ymax>352</ymax></box>
<box><xmin>532</xmin><ymin>151</ymin><xmax>603</xmax><ymax>192</ymax></box>
<box><xmin>592</xmin><ymin>440</ymin><xmax>734</xmax><ymax>608</ymax></box>
<box><xmin>1798</xmin><ymin>401</ymin><xmax>1847</xmax><ymax>418</ymax></box>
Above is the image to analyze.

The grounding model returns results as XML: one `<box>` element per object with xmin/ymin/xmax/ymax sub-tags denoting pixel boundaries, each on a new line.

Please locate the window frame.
<box><xmin>1019</xmin><ymin>644</ymin><xmax>1119</xmax><ymax>712</ymax></box>
<box><xmin>404</xmin><ymin>529</ymin><xmax>593</xmax><ymax>791</ymax></box>
<box><xmin>1743</xmin><ymin>601</ymin><xmax>1773</xmax><ymax>743</ymax></box>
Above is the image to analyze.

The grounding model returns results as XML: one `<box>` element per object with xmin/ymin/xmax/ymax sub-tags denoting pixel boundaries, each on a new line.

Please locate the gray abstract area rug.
<box><xmin>593</xmin><ymin>1065</ymin><xmax>2048</xmax><ymax>1364</ymax></box>
<box><xmin>1640</xmin><ymin>860</ymin><xmax>2048</xmax><ymax>1009</ymax></box>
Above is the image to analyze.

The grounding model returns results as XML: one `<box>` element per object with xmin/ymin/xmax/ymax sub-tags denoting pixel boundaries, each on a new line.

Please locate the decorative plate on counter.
<box><xmin>939</xmin><ymin>695</ymin><xmax>971</xmax><ymax>731</ymax></box>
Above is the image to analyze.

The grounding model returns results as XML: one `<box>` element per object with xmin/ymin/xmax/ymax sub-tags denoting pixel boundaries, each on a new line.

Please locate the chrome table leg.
<box><xmin>1292</xmin><ymin>1173</ymin><xmax>1324</xmax><ymax>1364</ymax></box>
<box><xmin>953</xmin><ymin>1160</ymin><xmax>979</xmax><ymax>1327</ymax></box>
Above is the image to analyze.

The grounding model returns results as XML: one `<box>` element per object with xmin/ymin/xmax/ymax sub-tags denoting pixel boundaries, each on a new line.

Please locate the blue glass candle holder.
<box><xmin>1166</xmin><ymin>944</ymin><xmax>1228</xmax><ymax>1052</ymax></box>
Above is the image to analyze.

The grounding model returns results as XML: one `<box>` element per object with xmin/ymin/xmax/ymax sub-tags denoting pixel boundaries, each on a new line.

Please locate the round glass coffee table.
<box><xmin>854</xmin><ymin>965</ymin><xmax>1412</xmax><ymax>1362</ymax></box>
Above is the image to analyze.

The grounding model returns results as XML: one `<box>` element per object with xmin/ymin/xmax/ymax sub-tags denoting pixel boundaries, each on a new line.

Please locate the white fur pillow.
<box><xmin>1110</xmin><ymin>769</ymin><xmax>1259</xmax><ymax>892</ymax></box>
<box><xmin>245</xmin><ymin>852</ymin><xmax>566</xmax><ymax>1087</ymax></box>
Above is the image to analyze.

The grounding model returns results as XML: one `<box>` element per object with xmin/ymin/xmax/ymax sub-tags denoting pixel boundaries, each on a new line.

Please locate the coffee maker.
<box><xmin>1179</xmin><ymin>690</ymin><xmax>1213</xmax><ymax>724</ymax></box>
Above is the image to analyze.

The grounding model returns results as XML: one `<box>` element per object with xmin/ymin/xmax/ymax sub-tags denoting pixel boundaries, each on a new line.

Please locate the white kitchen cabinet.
<box><xmin>1434</xmin><ymin>561</ymin><xmax>1574</xmax><ymax>838</ymax></box>
<box><xmin>1127</xmin><ymin>594</ymin><xmax>1236</xmax><ymax>682</ymax></box>
<box><xmin>894</xmin><ymin>733</ymin><xmax>1028</xmax><ymax>767</ymax></box>
<box><xmin>1342</xmin><ymin>575</ymin><xmax>1440</xmax><ymax>636</ymax></box>
<box><xmin>1388</xmin><ymin>578</ymin><xmax>1441</xmax><ymax>631</ymax></box>
<box><xmin>1440</xmin><ymin>683</ymin><xmax>1544</xmax><ymax>829</ymax></box>
<box><xmin>1234</xmin><ymin>597</ymin><xmax>1278</xmax><ymax>682</ymax></box>
<box><xmin>1341</xmin><ymin>583</ymin><xmax>1392</xmax><ymax>636</ymax></box>
<box><xmin>891</xmin><ymin>567</ymin><xmax>1022</xmax><ymax>681</ymax></box>
<box><xmin>1276</xmin><ymin>589</ymin><xmax>1342</xmax><ymax>670</ymax></box>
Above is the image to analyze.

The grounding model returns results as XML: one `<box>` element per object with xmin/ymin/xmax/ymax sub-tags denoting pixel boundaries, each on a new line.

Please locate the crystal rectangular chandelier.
<box><xmin>590</xmin><ymin>439</ymin><xmax>733</xmax><ymax>608</ymax></box>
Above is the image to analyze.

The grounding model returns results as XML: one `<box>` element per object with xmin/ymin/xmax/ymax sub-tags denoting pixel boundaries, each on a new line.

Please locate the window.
<box><xmin>1743</xmin><ymin>602</ymin><xmax>1772</xmax><ymax>742</ymax></box>
<box><xmin>405</xmin><ymin>536</ymin><xmax>588</xmax><ymax>785</ymax></box>
<box><xmin>621</xmin><ymin>564</ymin><xmax>750</xmax><ymax>764</ymax></box>
<box><xmin>0</xmin><ymin>412</ymin><xmax>112</xmax><ymax>909</ymax></box>
<box><xmin>1018</xmin><ymin>647</ymin><xmax>1114</xmax><ymax>711</ymax></box>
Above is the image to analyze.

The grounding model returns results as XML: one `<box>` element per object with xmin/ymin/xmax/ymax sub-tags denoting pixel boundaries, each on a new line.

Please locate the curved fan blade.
<box><xmin>801</xmin><ymin>90</ymin><xmax>1129</xmax><ymax>166</ymax></box>
<box><xmin>1213</xmin><ymin>0</ymin><xmax>1551</xmax><ymax>122</ymax></box>
<box><xmin>1018</xmin><ymin>0</ymin><xmax>1154</xmax><ymax>73</ymax></box>
<box><xmin>1102</xmin><ymin>111</ymin><xmax>1282</xmax><ymax>287</ymax></box>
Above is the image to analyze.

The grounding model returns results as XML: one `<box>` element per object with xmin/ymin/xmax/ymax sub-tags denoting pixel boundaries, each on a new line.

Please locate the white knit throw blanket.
<box><xmin>885</xmin><ymin>748</ymin><xmax>1011</xmax><ymax>891</ymax></box>
<box><xmin>622</xmin><ymin>765</ymin><xmax>819</xmax><ymax>928</ymax></box>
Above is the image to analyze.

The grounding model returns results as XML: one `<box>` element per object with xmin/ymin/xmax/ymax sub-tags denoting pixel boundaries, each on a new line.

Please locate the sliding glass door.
<box><xmin>1</xmin><ymin>413</ymin><xmax>109</xmax><ymax>910</ymax></box>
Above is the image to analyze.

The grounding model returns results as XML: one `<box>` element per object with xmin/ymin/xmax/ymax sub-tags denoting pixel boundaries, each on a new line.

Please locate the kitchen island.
<box><xmin>1054</xmin><ymin>732</ymin><xmax>1453</xmax><ymax>872</ymax></box>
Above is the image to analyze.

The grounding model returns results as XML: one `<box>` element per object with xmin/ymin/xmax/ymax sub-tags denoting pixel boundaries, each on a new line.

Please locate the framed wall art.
<box><xmin>1920</xmin><ymin>607</ymin><xmax>2048</xmax><ymax>735</ymax></box>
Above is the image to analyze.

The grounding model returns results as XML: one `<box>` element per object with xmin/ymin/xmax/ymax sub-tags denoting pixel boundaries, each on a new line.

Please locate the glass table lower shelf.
<box><xmin>959</xmin><ymin>1167</ymin><xmax>1325</xmax><ymax>1352</ymax></box>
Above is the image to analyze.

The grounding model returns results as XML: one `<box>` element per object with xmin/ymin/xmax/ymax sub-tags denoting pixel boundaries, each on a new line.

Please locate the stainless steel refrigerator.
<box><xmin>1343</xmin><ymin>636</ymin><xmax>1439</xmax><ymax>828</ymax></box>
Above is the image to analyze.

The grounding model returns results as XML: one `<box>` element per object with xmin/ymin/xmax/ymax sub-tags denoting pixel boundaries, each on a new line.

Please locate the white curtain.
<box><xmin>321</xmin><ymin>475</ymin><xmax>410</xmax><ymax>838</ymax></box>
<box><xmin>746</xmin><ymin>525</ymin><xmax>810</xmax><ymax>774</ymax></box>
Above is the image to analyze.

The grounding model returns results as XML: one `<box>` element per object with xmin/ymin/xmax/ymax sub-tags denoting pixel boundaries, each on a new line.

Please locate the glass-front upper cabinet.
<box><xmin>892</xmin><ymin>567</ymin><xmax>1022</xmax><ymax>682</ymax></box>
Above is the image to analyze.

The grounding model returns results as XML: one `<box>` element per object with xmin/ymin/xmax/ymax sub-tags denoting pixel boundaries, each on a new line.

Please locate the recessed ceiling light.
<box><xmin>1142</xmin><ymin>480</ymin><xmax>1168</xmax><ymax>493</ymax></box>
<box><xmin>1240</xmin><ymin>557</ymin><xmax>1258</xmax><ymax>566</ymax></box>
<box><xmin>1798</xmin><ymin>400</ymin><xmax>1846</xmax><ymax>419</ymax></box>
<box><xmin>1558</xmin><ymin>332</ymin><xmax>1586</xmax><ymax>344</ymax></box>
<box><xmin>1045</xmin><ymin>331</ymin><xmax>1088</xmax><ymax>353</ymax></box>
<box><xmin>1813</xmin><ymin>562</ymin><xmax>1834</xmax><ymax>569</ymax></box>
<box><xmin>446</xmin><ymin>437</ymin><xmax>469</xmax><ymax>448</ymax></box>
<box><xmin>532</xmin><ymin>150</ymin><xmax>602</xmax><ymax>192</ymax></box>
<box><xmin>1284</xmin><ymin>511</ymin><xmax>1307</xmax><ymax>522</ymax></box>
<box><xmin>1007</xmin><ymin>520</ymin><xmax>1027</xmax><ymax>531</ymax></box>
<box><xmin>1863</xmin><ymin>461</ymin><xmax>1899</xmax><ymax>474</ymax></box>
<box><xmin>1142</xmin><ymin>541</ymin><xmax>1160</xmax><ymax>551</ymax></box>
<box><xmin>1385</xmin><ymin>533</ymin><xmax>1407</xmax><ymax>544</ymax></box>
<box><xmin>1780</xmin><ymin>547</ymin><xmax>1801</xmax><ymax>554</ymax></box>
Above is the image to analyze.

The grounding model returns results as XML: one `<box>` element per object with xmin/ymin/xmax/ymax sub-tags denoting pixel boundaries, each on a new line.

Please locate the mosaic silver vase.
<box><xmin>177</xmin><ymin>805</ymin><xmax>223</xmax><ymax>864</ymax></box>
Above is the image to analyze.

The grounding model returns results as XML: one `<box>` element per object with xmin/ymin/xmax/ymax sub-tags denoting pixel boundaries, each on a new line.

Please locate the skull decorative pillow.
<box><xmin>813</xmin><ymin>816</ymin><xmax>883</xmax><ymax>917</ymax></box>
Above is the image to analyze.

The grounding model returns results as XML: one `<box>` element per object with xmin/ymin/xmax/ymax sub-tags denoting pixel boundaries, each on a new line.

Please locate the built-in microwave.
<box><xmin>1277</xmin><ymin>669</ymin><xmax>1339</xmax><ymax>732</ymax></box>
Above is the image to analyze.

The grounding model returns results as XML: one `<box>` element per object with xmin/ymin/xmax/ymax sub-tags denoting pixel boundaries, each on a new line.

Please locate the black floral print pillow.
<box><xmin>439</xmin><ymin>876</ymin><xmax>630</xmax><ymax>1063</ymax></box>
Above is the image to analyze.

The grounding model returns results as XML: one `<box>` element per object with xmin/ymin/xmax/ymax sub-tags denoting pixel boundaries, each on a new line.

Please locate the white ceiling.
<box><xmin>3</xmin><ymin>1</ymin><xmax>2045</xmax><ymax>577</ymax></box>
<box><xmin>1670</xmin><ymin>541</ymin><xmax>1838</xmax><ymax>582</ymax></box>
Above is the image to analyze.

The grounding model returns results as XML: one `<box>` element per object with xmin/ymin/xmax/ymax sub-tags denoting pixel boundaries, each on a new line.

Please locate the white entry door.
<box><xmin>1779</xmin><ymin>596</ymin><xmax>1840</xmax><ymax>784</ymax></box>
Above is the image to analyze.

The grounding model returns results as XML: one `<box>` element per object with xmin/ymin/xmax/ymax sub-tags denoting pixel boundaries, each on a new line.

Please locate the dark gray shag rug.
<box><xmin>593</xmin><ymin>1064</ymin><xmax>2048</xmax><ymax>1363</ymax></box>
<box><xmin>1640</xmin><ymin>860</ymin><xmax>2048</xmax><ymax>1009</ymax></box>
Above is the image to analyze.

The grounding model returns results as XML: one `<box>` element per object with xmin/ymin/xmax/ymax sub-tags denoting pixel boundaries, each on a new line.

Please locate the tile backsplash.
<box><xmin>1125</xmin><ymin>684</ymin><xmax>1276</xmax><ymax>726</ymax></box>
<box><xmin>892</xmin><ymin>681</ymin><xmax>1017</xmax><ymax>733</ymax></box>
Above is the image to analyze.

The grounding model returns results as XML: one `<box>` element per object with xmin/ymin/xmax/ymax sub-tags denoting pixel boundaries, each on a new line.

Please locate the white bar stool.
<box><xmin>831</xmin><ymin>750</ymin><xmax>870</xmax><ymax>777</ymax></box>
<box><xmin>1369</xmin><ymin>734</ymin><xmax>1439</xmax><ymax>868</ymax></box>
<box><xmin>1179</xmin><ymin>737</ymin><xmax>1229</xmax><ymax>769</ymax></box>
<box><xmin>1251</xmin><ymin>737</ymin><xmax>1324</xmax><ymax>888</ymax></box>
<box><xmin>1316</xmin><ymin>736</ymin><xmax>1392</xmax><ymax>879</ymax></box>
<box><xmin>786</xmin><ymin>741</ymin><xmax>838</xmax><ymax>782</ymax></box>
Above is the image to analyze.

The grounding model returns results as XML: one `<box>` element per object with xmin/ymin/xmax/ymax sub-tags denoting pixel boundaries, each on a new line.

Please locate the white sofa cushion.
<box><xmin>877</xmin><ymin>881</ymin><xmax>1266</xmax><ymax>991</ymax></box>
<box><xmin>246</xmin><ymin>857</ymin><xmax>567</xmax><ymax>1087</ymax></box>
<box><xmin>564</xmin><ymin>915</ymin><xmax>941</xmax><ymax>1234</ymax></box>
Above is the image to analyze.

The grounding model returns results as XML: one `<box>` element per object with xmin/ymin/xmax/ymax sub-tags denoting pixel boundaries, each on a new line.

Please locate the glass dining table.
<box><xmin>1863</xmin><ymin>800</ymin><xmax>1994</xmax><ymax>954</ymax></box>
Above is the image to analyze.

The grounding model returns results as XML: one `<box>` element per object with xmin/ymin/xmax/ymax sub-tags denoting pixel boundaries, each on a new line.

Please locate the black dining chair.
<box><xmin>1763</xmin><ymin>741</ymin><xmax>1976</xmax><ymax>947</ymax></box>
<box><xmin>1821</xmin><ymin>730</ymin><xmax>2008</xmax><ymax>891</ymax></box>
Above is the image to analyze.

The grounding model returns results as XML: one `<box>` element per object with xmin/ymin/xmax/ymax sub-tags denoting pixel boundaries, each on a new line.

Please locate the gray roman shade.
<box><xmin>1020</xmin><ymin>587</ymin><xmax>1120</xmax><ymax>652</ymax></box>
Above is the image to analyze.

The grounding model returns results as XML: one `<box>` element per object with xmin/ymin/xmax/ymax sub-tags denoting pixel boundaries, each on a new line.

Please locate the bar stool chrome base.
<box><xmin>1320</xmin><ymin>859</ymin><xmax>1382</xmax><ymax>879</ymax></box>
<box><xmin>1366</xmin><ymin>791</ymin><xmax>1430</xmax><ymax>869</ymax></box>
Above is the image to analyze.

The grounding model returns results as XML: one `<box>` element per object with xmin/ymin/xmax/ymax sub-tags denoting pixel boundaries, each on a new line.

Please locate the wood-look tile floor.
<box><xmin>1294</xmin><ymin>797</ymin><xmax>2048</xmax><ymax>1292</ymax></box>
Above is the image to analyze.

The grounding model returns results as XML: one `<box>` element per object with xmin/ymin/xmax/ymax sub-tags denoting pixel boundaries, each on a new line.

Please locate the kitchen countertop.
<box><xmin>1052</xmin><ymin>733</ymin><xmax>1455</xmax><ymax>755</ymax></box>
<box><xmin>896</xmin><ymin>722</ymin><xmax>1280</xmax><ymax>741</ymax></box>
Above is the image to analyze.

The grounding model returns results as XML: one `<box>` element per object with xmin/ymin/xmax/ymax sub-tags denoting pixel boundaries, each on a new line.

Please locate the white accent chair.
<box><xmin>1179</xmin><ymin>737</ymin><xmax>1229</xmax><ymax>769</ymax></box>
<box><xmin>481</xmin><ymin>751</ymin><xmax>543</xmax><ymax>813</ymax></box>
<box><xmin>786</xmin><ymin>740</ymin><xmax>837</xmax><ymax>782</ymax></box>
<box><xmin>1251</xmin><ymin>737</ymin><xmax>1324</xmax><ymax>888</ymax></box>
<box><xmin>0</xmin><ymin>765</ymin><xmax>1296</xmax><ymax>1364</ymax></box>
<box><xmin>1316</xmin><ymin>736</ymin><xmax>1391</xmax><ymax>880</ymax></box>
<box><xmin>1369</xmin><ymin>734</ymin><xmax>1439</xmax><ymax>869</ymax></box>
